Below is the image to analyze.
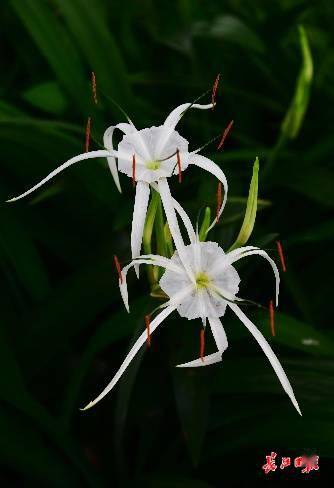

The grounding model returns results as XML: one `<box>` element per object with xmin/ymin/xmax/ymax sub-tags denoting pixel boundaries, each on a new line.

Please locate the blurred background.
<box><xmin>1</xmin><ymin>0</ymin><xmax>333</xmax><ymax>486</ymax></box>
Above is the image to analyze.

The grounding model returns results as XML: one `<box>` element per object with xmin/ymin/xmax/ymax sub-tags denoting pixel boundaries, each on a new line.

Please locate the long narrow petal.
<box><xmin>6</xmin><ymin>149</ymin><xmax>121</xmax><ymax>202</ymax></box>
<box><xmin>189</xmin><ymin>154</ymin><xmax>228</xmax><ymax>231</ymax></box>
<box><xmin>119</xmin><ymin>256</ymin><xmax>183</xmax><ymax>312</ymax></box>
<box><xmin>226</xmin><ymin>249</ymin><xmax>280</xmax><ymax>306</ymax></box>
<box><xmin>176</xmin><ymin>316</ymin><xmax>228</xmax><ymax>367</ymax></box>
<box><xmin>164</xmin><ymin>102</ymin><xmax>214</xmax><ymax>129</ymax></box>
<box><xmin>229</xmin><ymin>302</ymin><xmax>301</xmax><ymax>415</ymax></box>
<box><xmin>131</xmin><ymin>181</ymin><xmax>150</xmax><ymax>277</ymax></box>
<box><xmin>150</xmin><ymin>182</ymin><xmax>196</xmax><ymax>244</ymax></box>
<box><xmin>158</xmin><ymin>178</ymin><xmax>195</xmax><ymax>284</ymax></box>
<box><xmin>81</xmin><ymin>305</ymin><xmax>175</xmax><ymax>410</ymax></box>
<box><xmin>156</xmin><ymin>102</ymin><xmax>213</xmax><ymax>155</ymax></box>
<box><xmin>104</xmin><ymin>123</ymin><xmax>134</xmax><ymax>192</ymax></box>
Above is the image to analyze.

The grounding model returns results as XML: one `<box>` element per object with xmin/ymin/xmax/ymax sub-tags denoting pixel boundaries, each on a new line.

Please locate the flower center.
<box><xmin>146</xmin><ymin>160</ymin><xmax>161</xmax><ymax>170</ymax></box>
<box><xmin>196</xmin><ymin>272</ymin><xmax>210</xmax><ymax>289</ymax></box>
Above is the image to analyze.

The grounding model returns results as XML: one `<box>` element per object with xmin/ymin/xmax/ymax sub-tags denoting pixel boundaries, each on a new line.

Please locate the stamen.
<box><xmin>145</xmin><ymin>315</ymin><xmax>151</xmax><ymax>347</ymax></box>
<box><xmin>276</xmin><ymin>240</ymin><xmax>287</xmax><ymax>272</ymax></box>
<box><xmin>91</xmin><ymin>71</ymin><xmax>98</xmax><ymax>104</ymax></box>
<box><xmin>200</xmin><ymin>328</ymin><xmax>205</xmax><ymax>362</ymax></box>
<box><xmin>113</xmin><ymin>255</ymin><xmax>123</xmax><ymax>284</ymax></box>
<box><xmin>269</xmin><ymin>299</ymin><xmax>275</xmax><ymax>337</ymax></box>
<box><xmin>217</xmin><ymin>119</ymin><xmax>234</xmax><ymax>150</ymax></box>
<box><xmin>85</xmin><ymin>116</ymin><xmax>91</xmax><ymax>152</ymax></box>
<box><xmin>132</xmin><ymin>154</ymin><xmax>136</xmax><ymax>187</ymax></box>
<box><xmin>176</xmin><ymin>149</ymin><xmax>182</xmax><ymax>183</ymax></box>
<box><xmin>211</xmin><ymin>73</ymin><xmax>220</xmax><ymax>108</ymax></box>
<box><xmin>216</xmin><ymin>181</ymin><xmax>222</xmax><ymax>222</ymax></box>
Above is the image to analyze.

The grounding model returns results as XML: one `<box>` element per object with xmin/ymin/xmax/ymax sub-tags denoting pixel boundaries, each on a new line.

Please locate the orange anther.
<box><xmin>85</xmin><ymin>116</ymin><xmax>91</xmax><ymax>152</ymax></box>
<box><xmin>211</xmin><ymin>73</ymin><xmax>220</xmax><ymax>107</ymax></box>
<box><xmin>217</xmin><ymin>119</ymin><xmax>234</xmax><ymax>150</ymax></box>
<box><xmin>113</xmin><ymin>255</ymin><xmax>123</xmax><ymax>284</ymax></box>
<box><xmin>91</xmin><ymin>71</ymin><xmax>98</xmax><ymax>104</ymax></box>
<box><xmin>276</xmin><ymin>240</ymin><xmax>287</xmax><ymax>272</ymax></box>
<box><xmin>145</xmin><ymin>315</ymin><xmax>151</xmax><ymax>347</ymax></box>
<box><xmin>269</xmin><ymin>299</ymin><xmax>275</xmax><ymax>337</ymax></box>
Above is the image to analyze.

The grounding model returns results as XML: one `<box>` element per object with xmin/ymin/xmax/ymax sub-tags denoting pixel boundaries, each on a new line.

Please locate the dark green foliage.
<box><xmin>0</xmin><ymin>0</ymin><xmax>333</xmax><ymax>485</ymax></box>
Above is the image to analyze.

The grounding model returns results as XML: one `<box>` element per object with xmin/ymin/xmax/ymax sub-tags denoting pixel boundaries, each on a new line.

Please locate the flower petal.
<box><xmin>131</xmin><ymin>181</ymin><xmax>150</xmax><ymax>277</ymax></box>
<box><xmin>150</xmin><ymin>182</ymin><xmax>196</xmax><ymax>243</ymax></box>
<box><xmin>103</xmin><ymin>123</ymin><xmax>134</xmax><ymax>192</ymax></box>
<box><xmin>229</xmin><ymin>302</ymin><xmax>301</xmax><ymax>415</ymax></box>
<box><xmin>226</xmin><ymin>249</ymin><xmax>280</xmax><ymax>306</ymax></box>
<box><xmin>176</xmin><ymin>317</ymin><xmax>228</xmax><ymax>368</ymax></box>
<box><xmin>6</xmin><ymin>149</ymin><xmax>121</xmax><ymax>202</ymax></box>
<box><xmin>189</xmin><ymin>154</ymin><xmax>228</xmax><ymax>231</ymax></box>
<box><xmin>158</xmin><ymin>178</ymin><xmax>195</xmax><ymax>283</ymax></box>
<box><xmin>119</xmin><ymin>255</ymin><xmax>183</xmax><ymax>312</ymax></box>
<box><xmin>156</xmin><ymin>102</ymin><xmax>213</xmax><ymax>155</ymax></box>
<box><xmin>80</xmin><ymin>305</ymin><xmax>175</xmax><ymax>410</ymax></box>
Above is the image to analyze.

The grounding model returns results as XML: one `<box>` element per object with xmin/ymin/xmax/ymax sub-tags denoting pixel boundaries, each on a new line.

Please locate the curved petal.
<box><xmin>229</xmin><ymin>302</ymin><xmax>301</xmax><ymax>416</ymax></box>
<box><xmin>119</xmin><ymin>256</ymin><xmax>183</xmax><ymax>312</ymax></box>
<box><xmin>81</xmin><ymin>305</ymin><xmax>175</xmax><ymax>410</ymax></box>
<box><xmin>6</xmin><ymin>149</ymin><xmax>121</xmax><ymax>202</ymax></box>
<box><xmin>164</xmin><ymin>102</ymin><xmax>214</xmax><ymax>129</ymax></box>
<box><xmin>150</xmin><ymin>182</ymin><xmax>196</xmax><ymax>244</ymax></box>
<box><xmin>226</xmin><ymin>249</ymin><xmax>280</xmax><ymax>306</ymax></box>
<box><xmin>176</xmin><ymin>317</ymin><xmax>228</xmax><ymax>367</ymax></box>
<box><xmin>131</xmin><ymin>181</ymin><xmax>150</xmax><ymax>277</ymax></box>
<box><xmin>104</xmin><ymin>123</ymin><xmax>134</xmax><ymax>192</ymax></box>
<box><xmin>158</xmin><ymin>178</ymin><xmax>195</xmax><ymax>284</ymax></box>
<box><xmin>156</xmin><ymin>102</ymin><xmax>213</xmax><ymax>155</ymax></box>
<box><xmin>189</xmin><ymin>154</ymin><xmax>228</xmax><ymax>231</ymax></box>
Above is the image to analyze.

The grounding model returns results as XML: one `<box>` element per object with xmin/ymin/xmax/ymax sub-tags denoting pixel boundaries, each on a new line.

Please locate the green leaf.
<box><xmin>229</xmin><ymin>157</ymin><xmax>259</xmax><ymax>251</ymax></box>
<box><xmin>22</xmin><ymin>81</ymin><xmax>68</xmax><ymax>114</ymax></box>
<box><xmin>281</xmin><ymin>25</ymin><xmax>313</xmax><ymax>139</ymax></box>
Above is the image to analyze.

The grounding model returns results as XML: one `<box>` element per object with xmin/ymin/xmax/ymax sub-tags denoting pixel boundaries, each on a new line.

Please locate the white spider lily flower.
<box><xmin>82</xmin><ymin>223</ymin><xmax>301</xmax><ymax>416</ymax></box>
<box><xmin>6</xmin><ymin>101</ymin><xmax>228</xmax><ymax>275</ymax></box>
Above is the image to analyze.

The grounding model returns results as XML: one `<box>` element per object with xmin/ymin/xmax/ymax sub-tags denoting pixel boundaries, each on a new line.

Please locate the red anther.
<box><xmin>276</xmin><ymin>240</ymin><xmax>287</xmax><ymax>272</ymax></box>
<box><xmin>217</xmin><ymin>119</ymin><xmax>234</xmax><ymax>150</ymax></box>
<box><xmin>269</xmin><ymin>299</ymin><xmax>275</xmax><ymax>337</ymax></box>
<box><xmin>216</xmin><ymin>181</ymin><xmax>222</xmax><ymax>222</ymax></box>
<box><xmin>200</xmin><ymin>328</ymin><xmax>205</xmax><ymax>362</ymax></box>
<box><xmin>145</xmin><ymin>315</ymin><xmax>151</xmax><ymax>347</ymax></box>
<box><xmin>91</xmin><ymin>71</ymin><xmax>98</xmax><ymax>104</ymax></box>
<box><xmin>85</xmin><ymin>117</ymin><xmax>91</xmax><ymax>152</ymax></box>
<box><xmin>211</xmin><ymin>73</ymin><xmax>220</xmax><ymax>107</ymax></box>
<box><xmin>113</xmin><ymin>255</ymin><xmax>123</xmax><ymax>284</ymax></box>
<box><xmin>176</xmin><ymin>149</ymin><xmax>182</xmax><ymax>183</ymax></box>
<box><xmin>132</xmin><ymin>154</ymin><xmax>136</xmax><ymax>187</ymax></box>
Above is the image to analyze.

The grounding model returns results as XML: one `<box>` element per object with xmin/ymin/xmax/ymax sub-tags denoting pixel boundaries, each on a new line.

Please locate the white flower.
<box><xmin>6</xmin><ymin>101</ymin><xmax>228</xmax><ymax>276</ymax></box>
<box><xmin>81</xmin><ymin>218</ymin><xmax>301</xmax><ymax>416</ymax></box>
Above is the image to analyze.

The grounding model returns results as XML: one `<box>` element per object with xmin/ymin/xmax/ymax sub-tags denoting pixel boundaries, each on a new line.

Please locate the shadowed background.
<box><xmin>1</xmin><ymin>0</ymin><xmax>333</xmax><ymax>486</ymax></box>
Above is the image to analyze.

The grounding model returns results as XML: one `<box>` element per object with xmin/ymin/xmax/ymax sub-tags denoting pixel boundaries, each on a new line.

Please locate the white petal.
<box><xmin>209</xmin><ymin>316</ymin><xmax>228</xmax><ymax>351</ymax></box>
<box><xmin>164</xmin><ymin>102</ymin><xmax>214</xmax><ymax>129</ymax></box>
<box><xmin>119</xmin><ymin>256</ymin><xmax>183</xmax><ymax>312</ymax></box>
<box><xmin>81</xmin><ymin>305</ymin><xmax>175</xmax><ymax>410</ymax></box>
<box><xmin>156</xmin><ymin>102</ymin><xmax>213</xmax><ymax>155</ymax></box>
<box><xmin>6</xmin><ymin>150</ymin><xmax>121</xmax><ymax>202</ymax></box>
<box><xmin>176</xmin><ymin>352</ymin><xmax>223</xmax><ymax>368</ymax></box>
<box><xmin>158</xmin><ymin>178</ymin><xmax>195</xmax><ymax>284</ymax></box>
<box><xmin>189</xmin><ymin>154</ymin><xmax>228</xmax><ymax>231</ymax></box>
<box><xmin>229</xmin><ymin>302</ymin><xmax>301</xmax><ymax>415</ymax></box>
<box><xmin>176</xmin><ymin>317</ymin><xmax>228</xmax><ymax>368</ymax></box>
<box><xmin>226</xmin><ymin>249</ymin><xmax>280</xmax><ymax>306</ymax></box>
<box><xmin>103</xmin><ymin>123</ymin><xmax>134</xmax><ymax>192</ymax></box>
<box><xmin>131</xmin><ymin>181</ymin><xmax>150</xmax><ymax>277</ymax></box>
<box><xmin>150</xmin><ymin>182</ymin><xmax>196</xmax><ymax>243</ymax></box>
